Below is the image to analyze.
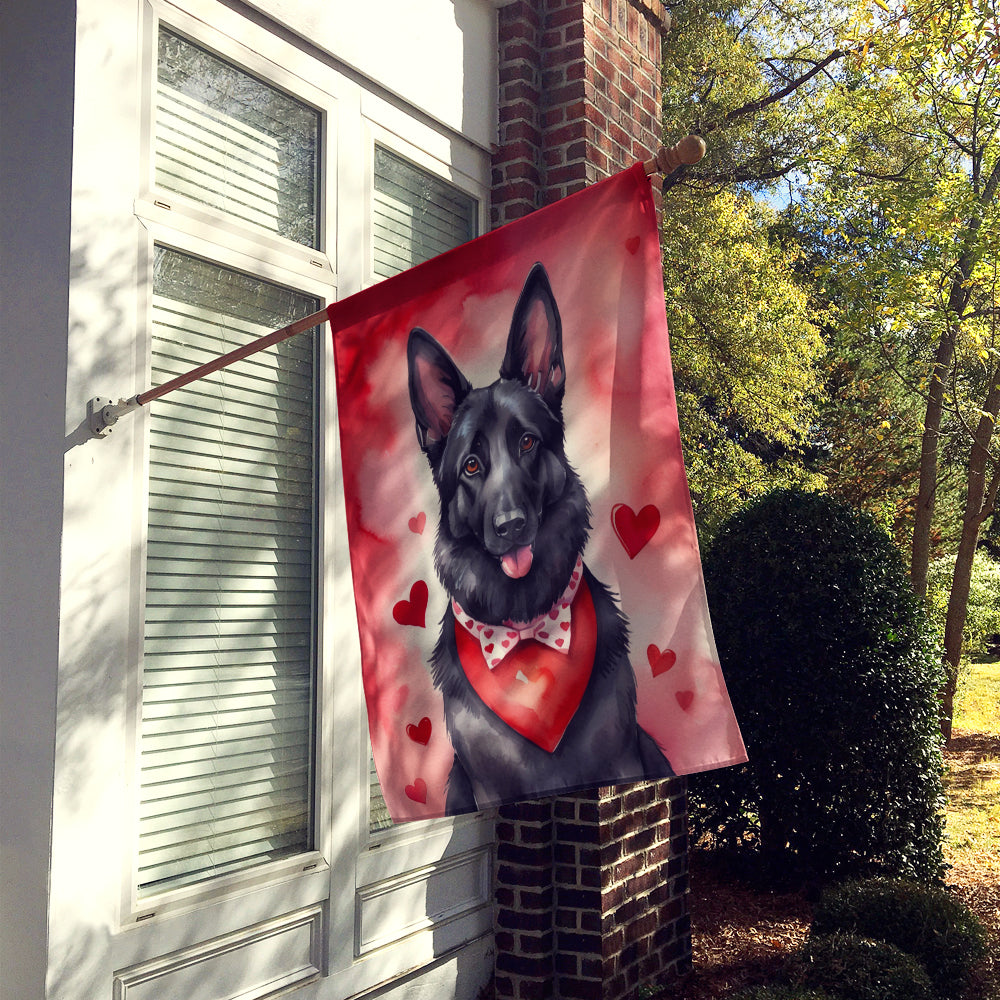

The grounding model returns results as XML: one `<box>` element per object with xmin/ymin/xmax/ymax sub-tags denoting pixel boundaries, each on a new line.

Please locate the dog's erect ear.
<box><xmin>500</xmin><ymin>262</ymin><xmax>565</xmax><ymax>412</ymax></box>
<box><xmin>407</xmin><ymin>328</ymin><xmax>472</xmax><ymax>452</ymax></box>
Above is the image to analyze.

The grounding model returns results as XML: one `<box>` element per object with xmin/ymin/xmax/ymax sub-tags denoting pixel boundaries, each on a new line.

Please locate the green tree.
<box><xmin>660</xmin><ymin>1</ymin><xmax>998</xmax><ymax>738</ymax></box>
<box><xmin>927</xmin><ymin>548</ymin><xmax>1000</xmax><ymax>658</ymax></box>
<box><xmin>784</xmin><ymin>207</ymin><xmax>967</xmax><ymax>549</ymax></box>
<box><xmin>661</xmin><ymin>0</ymin><xmax>853</xmax><ymax>195</ymax></box>
<box><xmin>802</xmin><ymin>0</ymin><xmax>1000</xmax><ymax>736</ymax></box>
<box><xmin>696</xmin><ymin>490</ymin><xmax>946</xmax><ymax>883</ymax></box>
<box><xmin>659</xmin><ymin>0</ymin><xmax>846</xmax><ymax>538</ymax></box>
<box><xmin>816</xmin><ymin>346</ymin><xmax>924</xmax><ymax>543</ymax></box>
<box><xmin>662</xmin><ymin>188</ymin><xmax>825</xmax><ymax>538</ymax></box>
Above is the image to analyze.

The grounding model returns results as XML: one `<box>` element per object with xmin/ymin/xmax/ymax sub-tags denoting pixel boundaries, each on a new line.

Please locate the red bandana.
<box><xmin>454</xmin><ymin>577</ymin><xmax>597</xmax><ymax>752</ymax></box>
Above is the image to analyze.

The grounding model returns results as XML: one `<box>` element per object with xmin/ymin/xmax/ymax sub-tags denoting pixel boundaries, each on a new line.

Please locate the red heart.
<box><xmin>625</xmin><ymin>235</ymin><xmax>640</xmax><ymax>255</ymax></box>
<box><xmin>611</xmin><ymin>503</ymin><xmax>660</xmax><ymax>559</ymax></box>
<box><xmin>404</xmin><ymin>778</ymin><xmax>427</xmax><ymax>803</ymax></box>
<box><xmin>406</xmin><ymin>717</ymin><xmax>432</xmax><ymax>745</ymax></box>
<box><xmin>675</xmin><ymin>690</ymin><xmax>694</xmax><ymax>712</ymax></box>
<box><xmin>393</xmin><ymin>580</ymin><xmax>428</xmax><ymax>628</ymax></box>
<box><xmin>647</xmin><ymin>644</ymin><xmax>677</xmax><ymax>677</ymax></box>
<box><xmin>408</xmin><ymin>512</ymin><xmax>427</xmax><ymax>534</ymax></box>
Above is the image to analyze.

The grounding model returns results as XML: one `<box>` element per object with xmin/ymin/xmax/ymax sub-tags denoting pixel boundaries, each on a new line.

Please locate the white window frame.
<box><xmin>327</xmin><ymin>85</ymin><xmax>496</xmax><ymax>1000</ymax></box>
<box><xmin>111</xmin><ymin>0</ymin><xmax>495</xmax><ymax>991</ymax></box>
<box><xmin>124</xmin><ymin>1</ymin><xmax>338</xmax><ymax>929</ymax></box>
<box><xmin>122</xmin><ymin>223</ymin><xmax>337</xmax><ymax>924</ymax></box>
<box><xmin>361</xmin><ymin>115</ymin><xmax>489</xmax><ymax>293</ymax></box>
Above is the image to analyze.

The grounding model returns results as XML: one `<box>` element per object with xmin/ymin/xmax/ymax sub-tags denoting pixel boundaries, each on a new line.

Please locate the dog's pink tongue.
<box><xmin>500</xmin><ymin>545</ymin><xmax>534</xmax><ymax>579</ymax></box>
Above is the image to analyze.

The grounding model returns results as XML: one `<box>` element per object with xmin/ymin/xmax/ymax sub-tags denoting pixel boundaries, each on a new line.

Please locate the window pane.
<box><xmin>369</xmin><ymin>149</ymin><xmax>478</xmax><ymax>832</ymax></box>
<box><xmin>372</xmin><ymin>146</ymin><xmax>476</xmax><ymax>279</ymax></box>
<box><xmin>138</xmin><ymin>247</ymin><xmax>318</xmax><ymax>895</ymax></box>
<box><xmin>156</xmin><ymin>28</ymin><xmax>320</xmax><ymax>248</ymax></box>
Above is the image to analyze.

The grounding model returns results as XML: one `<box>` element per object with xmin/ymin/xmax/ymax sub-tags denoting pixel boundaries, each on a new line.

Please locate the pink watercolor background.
<box><xmin>330</xmin><ymin>164</ymin><xmax>746</xmax><ymax>821</ymax></box>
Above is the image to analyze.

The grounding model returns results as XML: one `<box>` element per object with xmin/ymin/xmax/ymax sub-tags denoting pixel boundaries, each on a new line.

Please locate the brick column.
<box><xmin>493</xmin><ymin>0</ymin><xmax>668</xmax><ymax>225</ymax></box>
<box><xmin>491</xmin><ymin>3</ymin><xmax>692</xmax><ymax>999</ymax></box>
<box><xmin>493</xmin><ymin>1</ymin><xmax>544</xmax><ymax>224</ymax></box>
<box><xmin>551</xmin><ymin>783</ymin><xmax>690</xmax><ymax>998</ymax></box>
<box><xmin>495</xmin><ymin>800</ymin><xmax>556</xmax><ymax>999</ymax></box>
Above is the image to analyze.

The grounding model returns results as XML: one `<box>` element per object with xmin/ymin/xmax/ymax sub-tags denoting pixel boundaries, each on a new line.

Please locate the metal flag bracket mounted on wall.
<box><xmin>86</xmin><ymin>136</ymin><xmax>705</xmax><ymax>439</ymax></box>
<box><xmin>87</xmin><ymin>395</ymin><xmax>140</xmax><ymax>438</ymax></box>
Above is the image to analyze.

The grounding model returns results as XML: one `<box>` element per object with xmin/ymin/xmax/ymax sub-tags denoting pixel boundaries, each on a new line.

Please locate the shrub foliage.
<box><xmin>692</xmin><ymin>489</ymin><xmax>946</xmax><ymax>881</ymax></box>
<box><xmin>793</xmin><ymin>933</ymin><xmax>934</xmax><ymax>1000</ymax></box>
<box><xmin>811</xmin><ymin>878</ymin><xmax>988</xmax><ymax>998</ymax></box>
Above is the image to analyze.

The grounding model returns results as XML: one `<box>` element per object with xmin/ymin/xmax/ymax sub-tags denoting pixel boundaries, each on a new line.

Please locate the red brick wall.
<box><xmin>494</xmin><ymin>783</ymin><xmax>690</xmax><ymax>1000</ymax></box>
<box><xmin>490</xmin><ymin>4</ymin><xmax>691</xmax><ymax>998</ymax></box>
<box><xmin>495</xmin><ymin>800</ymin><xmax>556</xmax><ymax>997</ymax></box>
<box><xmin>492</xmin><ymin>0</ymin><xmax>667</xmax><ymax>226</ymax></box>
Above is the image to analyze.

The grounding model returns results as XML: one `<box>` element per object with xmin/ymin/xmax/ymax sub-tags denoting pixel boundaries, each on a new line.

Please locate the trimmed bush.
<box><xmin>812</xmin><ymin>878</ymin><xmax>988</xmax><ymax>998</ymax></box>
<box><xmin>692</xmin><ymin>489</ymin><xmax>946</xmax><ymax>881</ymax></box>
<box><xmin>793</xmin><ymin>933</ymin><xmax>934</xmax><ymax>1000</ymax></box>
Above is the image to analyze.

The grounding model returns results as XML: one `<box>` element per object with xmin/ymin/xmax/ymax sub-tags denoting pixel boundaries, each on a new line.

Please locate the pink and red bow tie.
<box><xmin>453</xmin><ymin>557</ymin><xmax>584</xmax><ymax>670</ymax></box>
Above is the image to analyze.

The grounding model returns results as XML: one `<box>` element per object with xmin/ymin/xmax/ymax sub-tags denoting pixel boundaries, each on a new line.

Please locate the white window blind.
<box><xmin>156</xmin><ymin>27</ymin><xmax>320</xmax><ymax>248</ymax></box>
<box><xmin>138</xmin><ymin>248</ymin><xmax>319</xmax><ymax>896</ymax></box>
<box><xmin>372</xmin><ymin>146</ymin><xmax>477</xmax><ymax>279</ymax></box>
<box><xmin>368</xmin><ymin>147</ymin><xmax>477</xmax><ymax>832</ymax></box>
<box><xmin>138</xmin><ymin>25</ymin><xmax>322</xmax><ymax>896</ymax></box>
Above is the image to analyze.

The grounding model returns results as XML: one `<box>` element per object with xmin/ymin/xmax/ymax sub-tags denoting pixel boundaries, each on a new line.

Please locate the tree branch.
<box><xmin>852</xmin><ymin>164</ymin><xmax>919</xmax><ymax>183</ymax></box>
<box><xmin>701</xmin><ymin>49</ymin><xmax>847</xmax><ymax>134</ymax></box>
<box><xmin>663</xmin><ymin>157</ymin><xmax>805</xmax><ymax>193</ymax></box>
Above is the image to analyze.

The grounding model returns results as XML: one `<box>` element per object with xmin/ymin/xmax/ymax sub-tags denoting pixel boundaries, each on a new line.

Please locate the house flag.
<box><xmin>330</xmin><ymin>162</ymin><xmax>746</xmax><ymax>821</ymax></box>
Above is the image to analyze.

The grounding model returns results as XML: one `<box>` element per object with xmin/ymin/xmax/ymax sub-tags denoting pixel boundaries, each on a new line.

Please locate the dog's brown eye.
<box><xmin>520</xmin><ymin>434</ymin><xmax>536</xmax><ymax>454</ymax></box>
<box><xmin>463</xmin><ymin>456</ymin><xmax>480</xmax><ymax>475</ymax></box>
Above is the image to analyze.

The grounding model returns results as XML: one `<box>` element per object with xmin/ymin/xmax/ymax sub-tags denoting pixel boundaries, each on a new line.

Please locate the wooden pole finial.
<box><xmin>643</xmin><ymin>135</ymin><xmax>707</xmax><ymax>176</ymax></box>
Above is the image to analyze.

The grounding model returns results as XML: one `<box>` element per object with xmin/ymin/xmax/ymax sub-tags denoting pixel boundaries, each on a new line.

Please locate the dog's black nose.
<box><xmin>494</xmin><ymin>508</ymin><xmax>527</xmax><ymax>538</ymax></box>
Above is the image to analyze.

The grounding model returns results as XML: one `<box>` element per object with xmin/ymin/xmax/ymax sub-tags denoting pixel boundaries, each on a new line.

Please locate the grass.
<box><xmin>942</xmin><ymin>658</ymin><xmax>1000</xmax><ymax>1000</ymax></box>
<box><xmin>954</xmin><ymin>658</ymin><xmax>1000</xmax><ymax>734</ymax></box>
<box><xmin>945</xmin><ymin>659</ymin><xmax>1000</xmax><ymax>867</ymax></box>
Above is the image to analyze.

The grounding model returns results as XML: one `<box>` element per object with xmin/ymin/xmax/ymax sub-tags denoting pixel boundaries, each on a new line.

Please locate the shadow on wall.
<box><xmin>44</xmin><ymin>213</ymin><xmax>153</xmax><ymax>998</ymax></box>
<box><xmin>426</xmin><ymin>821</ymin><xmax>496</xmax><ymax>1000</ymax></box>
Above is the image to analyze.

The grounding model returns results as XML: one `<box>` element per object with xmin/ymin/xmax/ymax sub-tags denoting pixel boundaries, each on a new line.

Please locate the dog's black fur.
<box><xmin>407</xmin><ymin>263</ymin><xmax>672</xmax><ymax>813</ymax></box>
